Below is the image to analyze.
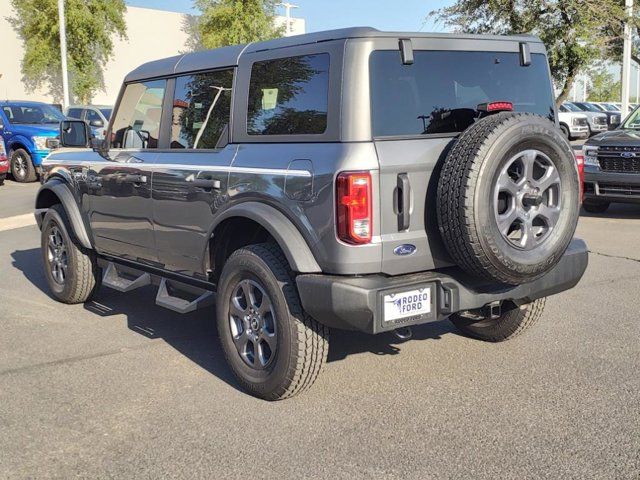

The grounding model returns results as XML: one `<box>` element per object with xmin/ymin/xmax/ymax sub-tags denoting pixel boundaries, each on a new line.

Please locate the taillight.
<box><xmin>336</xmin><ymin>171</ymin><xmax>372</xmax><ymax>244</ymax></box>
<box><xmin>574</xmin><ymin>151</ymin><xmax>585</xmax><ymax>203</ymax></box>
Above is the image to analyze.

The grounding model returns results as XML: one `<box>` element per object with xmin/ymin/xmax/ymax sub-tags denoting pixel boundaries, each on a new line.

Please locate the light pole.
<box><xmin>621</xmin><ymin>0</ymin><xmax>634</xmax><ymax>114</ymax></box>
<box><xmin>58</xmin><ymin>0</ymin><xmax>70</xmax><ymax>109</ymax></box>
<box><xmin>278</xmin><ymin>2</ymin><xmax>298</xmax><ymax>37</ymax></box>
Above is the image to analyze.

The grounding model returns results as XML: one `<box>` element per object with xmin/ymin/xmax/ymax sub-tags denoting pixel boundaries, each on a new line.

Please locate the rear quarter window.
<box><xmin>370</xmin><ymin>50</ymin><xmax>555</xmax><ymax>137</ymax></box>
<box><xmin>247</xmin><ymin>53</ymin><xmax>330</xmax><ymax>135</ymax></box>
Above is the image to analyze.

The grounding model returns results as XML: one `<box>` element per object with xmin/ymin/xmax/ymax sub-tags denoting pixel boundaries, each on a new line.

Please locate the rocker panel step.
<box><xmin>155</xmin><ymin>278</ymin><xmax>214</xmax><ymax>314</ymax></box>
<box><xmin>102</xmin><ymin>262</ymin><xmax>151</xmax><ymax>293</ymax></box>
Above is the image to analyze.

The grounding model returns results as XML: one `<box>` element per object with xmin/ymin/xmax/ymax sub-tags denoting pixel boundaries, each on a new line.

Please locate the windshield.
<box><xmin>563</xmin><ymin>103</ymin><xmax>581</xmax><ymax>112</ymax></box>
<box><xmin>621</xmin><ymin>107</ymin><xmax>640</xmax><ymax>129</ymax></box>
<box><xmin>604</xmin><ymin>103</ymin><xmax>620</xmax><ymax>111</ymax></box>
<box><xmin>575</xmin><ymin>102</ymin><xmax>600</xmax><ymax>113</ymax></box>
<box><xmin>2</xmin><ymin>104</ymin><xmax>65</xmax><ymax>124</ymax></box>
<box><xmin>370</xmin><ymin>51</ymin><xmax>555</xmax><ymax>136</ymax></box>
<box><xmin>100</xmin><ymin>109</ymin><xmax>112</xmax><ymax>120</ymax></box>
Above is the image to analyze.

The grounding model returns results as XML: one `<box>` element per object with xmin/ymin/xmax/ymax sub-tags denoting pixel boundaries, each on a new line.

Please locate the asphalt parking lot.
<box><xmin>0</xmin><ymin>179</ymin><xmax>638</xmax><ymax>479</ymax></box>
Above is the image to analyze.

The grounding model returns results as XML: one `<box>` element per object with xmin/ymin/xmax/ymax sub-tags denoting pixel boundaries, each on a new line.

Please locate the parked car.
<box><xmin>563</xmin><ymin>102</ymin><xmax>608</xmax><ymax>136</ymax></box>
<box><xmin>0</xmin><ymin>101</ymin><xmax>62</xmax><ymax>182</ymax></box>
<box><xmin>582</xmin><ymin>105</ymin><xmax>640</xmax><ymax>213</ymax></box>
<box><xmin>572</xmin><ymin>102</ymin><xmax>621</xmax><ymax>130</ymax></box>
<box><xmin>35</xmin><ymin>28</ymin><xmax>587</xmax><ymax>400</ymax></box>
<box><xmin>557</xmin><ymin>107</ymin><xmax>589</xmax><ymax>140</ymax></box>
<box><xmin>0</xmin><ymin>137</ymin><xmax>9</xmax><ymax>185</ymax></box>
<box><xmin>593</xmin><ymin>102</ymin><xmax>621</xmax><ymax>113</ymax></box>
<box><xmin>65</xmin><ymin>105</ymin><xmax>112</xmax><ymax>139</ymax></box>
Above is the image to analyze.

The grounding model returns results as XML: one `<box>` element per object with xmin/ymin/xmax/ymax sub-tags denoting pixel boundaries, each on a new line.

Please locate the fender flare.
<box><xmin>212</xmin><ymin>202</ymin><xmax>321</xmax><ymax>273</ymax></box>
<box><xmin>34</xmin><ymin>179</ymin><xmax>93</xmax><ymax>250</ymax></box>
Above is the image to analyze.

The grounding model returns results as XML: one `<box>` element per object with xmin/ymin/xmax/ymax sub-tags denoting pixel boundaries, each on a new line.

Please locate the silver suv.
<box><xmin>36</xmin><ymin>28</ymin><xmax>587</xmax><ymax>400</ymax></box>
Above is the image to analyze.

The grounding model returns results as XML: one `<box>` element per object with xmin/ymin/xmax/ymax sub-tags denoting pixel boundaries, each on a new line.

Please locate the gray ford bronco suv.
<box><xmin>35</xmin><ymin>28</ymin><xmax>588</xmax><ymax>400</ymax></box>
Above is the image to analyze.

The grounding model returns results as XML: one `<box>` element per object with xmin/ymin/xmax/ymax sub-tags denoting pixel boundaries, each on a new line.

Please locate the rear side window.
<box><xmin>111</xmin><ymin>80</ymin><xmax>166</xmax><ymax>149</ymax></box>
<box><xmin>171</xmin><ymin>69</ymin><xmax>233</xmax><ymax>149</ymax></box>
<box><xmin>247</xmin><ymin>53</ymin><xmax>329</xmax><ymax>135</ymax></box>
<box><xmin>67</xmin><ymin>108</ymin><xmax>83</xmax><ymax>119</ymax></box>
<box><xmin>370</xmin><ymin>50</ymin><xmax>555</xmax><ymax>137</ymax></box>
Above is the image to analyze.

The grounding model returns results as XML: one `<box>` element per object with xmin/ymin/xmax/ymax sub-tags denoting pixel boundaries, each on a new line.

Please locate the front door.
<box><xmin>152</xmin><ymin>69</ymin><xmax>236</xmax><ymax>277</ymax></box>
<box><xmin>87</xmin><ymin>79</ymin><xmax>167</xmax><ymax>263</ymax></box>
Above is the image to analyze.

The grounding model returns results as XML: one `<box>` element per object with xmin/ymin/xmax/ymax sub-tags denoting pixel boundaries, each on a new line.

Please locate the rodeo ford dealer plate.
<box><xmin>383</xmin><ymin>286</ymin><xmax>432</xmax><ymax>324</ymax></box>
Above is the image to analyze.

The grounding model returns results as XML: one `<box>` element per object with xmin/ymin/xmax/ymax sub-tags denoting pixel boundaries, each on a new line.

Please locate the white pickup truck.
<box><xmin>558</xmin><ymin>109</ymin><xmax>589</xmax><ymax>140</ymax></box>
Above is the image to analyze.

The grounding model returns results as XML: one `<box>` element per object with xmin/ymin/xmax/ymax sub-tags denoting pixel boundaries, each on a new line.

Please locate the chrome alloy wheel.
<box><xmin>494</xmin><ymin>149</ymin><xmax>562</xmax><ymax>251</ymax></box>
<box><xmin>228</xmin><ymin>279</ymin><xmax>277</xmax><ymax>369</ymax></box>
<box><xmin>47</xmin><ymin>225</ymin><xmax>68</xmax><ymax>285</ymax></box>
<box><xmin>13</xmin><ymin>153</ymin><xmax>28</xmax><ymax>180</ymax></box>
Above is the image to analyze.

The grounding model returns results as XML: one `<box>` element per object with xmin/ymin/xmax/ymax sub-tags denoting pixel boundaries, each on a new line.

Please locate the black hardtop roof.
<box><xmin>124</xmin><ymin>27</ymin><xmax>542</xmax><ymax>83</ymax></box>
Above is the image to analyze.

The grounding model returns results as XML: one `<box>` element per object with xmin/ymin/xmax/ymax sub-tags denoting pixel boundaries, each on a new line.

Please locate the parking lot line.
<box><xmin>0</xmin><ymin>213</ymin><xmax>36</xmax><ymax>232</ymax></box>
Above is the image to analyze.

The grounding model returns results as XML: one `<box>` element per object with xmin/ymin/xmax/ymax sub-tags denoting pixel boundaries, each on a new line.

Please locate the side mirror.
<box><xmin>89</xmin><ymin>119</ymin><xmax>104</xmax><ymax>128</ymax></box>
<box><xmin>60</xmin><ymin>120</ymin><xmax>90</xmax><ymax>147</ymax></box>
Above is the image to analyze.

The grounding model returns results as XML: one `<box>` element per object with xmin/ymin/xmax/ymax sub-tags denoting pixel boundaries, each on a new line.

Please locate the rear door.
<box><xmin>151</xmin><ymin>69</ymin><xmax>236</xmax><ymax>277</ymax></box>
<box><xmin>369</xmin><ymin>44</ymin><xmax>556</xmax><ymax>275</ymax></box>
<box><xmin>87</xmin><ymin>79</ymin><xmax>166</xmax><ymax>263</ymax></box>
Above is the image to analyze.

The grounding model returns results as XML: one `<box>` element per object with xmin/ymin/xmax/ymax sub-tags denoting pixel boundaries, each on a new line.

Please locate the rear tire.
<box><xmin>582</xmin><ymin>200</ymin><xmax>610</xmax><ymax>214</ymax></box>
<box><xmin>559</xmin><ymin>124</ymin><xmax>570</xmax><ymax>140</ymax></box>
<box><xmin>450</xmin><ymin>298</ymin><xmax>546</xmax><ymax>342</ymax></box>
<box><xmin>0</xmin><ymin>174</ymin><xmax>5</xmax><ymax>186</ymax></box>
<box><xmin>216</xmin><ymin>243</ymin><xmax>329</xmax><ymax>400</ymax></box>
<box><xmin>10</xmin><ymin>149</ymin><xmax>37</xmax><ymax>183</ymax></box>
<box><xmin>41</xmin><ymin>204</ymin><xmax>100</xmax><ymax>304</ymax></box>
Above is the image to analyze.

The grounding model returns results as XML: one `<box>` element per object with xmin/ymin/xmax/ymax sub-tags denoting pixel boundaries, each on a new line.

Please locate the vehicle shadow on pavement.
<box><xmin>580</xmin><ymin>204</ymin><xmax>640</xmax><ymax>219</ymax></box>
<box><xmin>11</xmin><ymin>247</ymin><xmax>458</xmax><ymax>388</ymax></box>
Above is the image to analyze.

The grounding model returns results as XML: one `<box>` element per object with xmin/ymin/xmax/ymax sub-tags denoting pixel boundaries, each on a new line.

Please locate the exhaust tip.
<box><xmin>393</xmin><ymin>326</ymin><xmax>413</xmax><ymax>341</ymax></box>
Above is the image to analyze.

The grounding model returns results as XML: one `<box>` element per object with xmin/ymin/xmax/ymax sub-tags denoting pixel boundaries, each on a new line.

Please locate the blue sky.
<box><xmin>126</xmin><ymin>0</ymin><xmax>453</xmax><ymax>32</ymax></box>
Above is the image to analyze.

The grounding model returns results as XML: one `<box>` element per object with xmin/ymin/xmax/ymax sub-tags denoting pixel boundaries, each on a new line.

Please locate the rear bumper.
<box><xmin>584</xmin><ymin>168</ymin><xmax>640</xmax><ymax>204</ymax></box>
<box><xmin>297</xmin><ymin>239</ymin><xmax>588</xmax><ymax>334</ymax></box>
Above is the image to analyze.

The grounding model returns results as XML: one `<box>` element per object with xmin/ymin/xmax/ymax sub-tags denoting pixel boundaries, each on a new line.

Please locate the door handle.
<box><xmin>123</xmin><ymin>174</ymin><xmax>147</xmax><ymax>184</ymax></box>
<box><xmin>187</xmin><ymin>177</ymin><xmax>221</xmax><ymax>190</ymax></box>
<box><xmin>397</xmin><ymin>173</ymin><xmax>411</xmax><ymax>231</ymax></box>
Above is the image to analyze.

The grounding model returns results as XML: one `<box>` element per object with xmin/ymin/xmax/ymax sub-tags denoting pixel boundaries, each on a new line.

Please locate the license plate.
<box><xmin>383</xmin><ymin>287</ymin><xmax>431</xmax><ymax>322</ymax></box>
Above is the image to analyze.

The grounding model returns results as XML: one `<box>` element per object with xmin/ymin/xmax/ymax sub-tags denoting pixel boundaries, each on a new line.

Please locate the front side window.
<box><xmin>247</xmin><ymin>53</ymin><xmax>329</xmax><ymax>135</ymax></box>
<box><xmin>370</xmin><ymin>50</ymin><xmax>555</xmax><ymax>137</ymax></box>
<box><xmin>67</xmin><ymin>108</ymin><xmax>83</xmax><ymax>119</ymax></box>
<box><xmin>85</xmin><ymin>109</ymin><xmax>104</xmax><ymax>126</ymax></box>
<box><xmin>171</xmin><ymin>69</ymin><xmax>233</xmax><ymax>149</ymax></box>
<box><xmin>111</xmin><ymin>80</ymin><xmax>166</xmax><ymax>149</ymax></box>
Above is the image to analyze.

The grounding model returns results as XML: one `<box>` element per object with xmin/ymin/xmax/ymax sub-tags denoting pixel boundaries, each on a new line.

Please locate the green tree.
<box><xmin>10</xmin><ymin>0</ymin><xmax>127</xmax><ymax>104</ymax></box>
<box><xmin>587</xmin><ymin>69</ymin><xmax>621</xmax><ymax>102</ymax></box>
<box><xmin>429</xmin><ymin>1</ymin><xmax>640</xmax><ymax>105</ymax></box>
<box><xmin>194</xmin><ymin>0</ymin><xmax>284</xmax><ymax>50</ymax></box>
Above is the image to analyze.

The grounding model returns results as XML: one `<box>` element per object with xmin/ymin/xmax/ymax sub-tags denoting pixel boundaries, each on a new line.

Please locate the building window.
<box><xmin>247</xmin><ymin>53</ymin><xmax>329</xmax><ymax>135</ymax></box>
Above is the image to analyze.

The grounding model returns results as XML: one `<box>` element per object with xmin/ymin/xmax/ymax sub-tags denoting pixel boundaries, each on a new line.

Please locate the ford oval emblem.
<box><xmin>394</xmin><ymin>244</ymin><xmax>417</xmax><ymax>256</ymax></box>
<box><xmin>621</xmin><ymin>151</ymin><xmax>636</xmax><ymax>158</ymax></box>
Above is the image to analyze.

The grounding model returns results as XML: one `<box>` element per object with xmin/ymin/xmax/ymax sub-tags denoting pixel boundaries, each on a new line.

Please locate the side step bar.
<box><xmin>102</xmin><ymin>262</ymin><xmax>151</xmax><ymax>292</ymax></box>
<box><xmin>100</xmin><ymin>261</ymin><xmax>215</xmax><ymax>314</ymax></box>
<box><xmin>155</xmin><ymin>278</ymin><xmax>214</xmax><ymax>314</ymax></box>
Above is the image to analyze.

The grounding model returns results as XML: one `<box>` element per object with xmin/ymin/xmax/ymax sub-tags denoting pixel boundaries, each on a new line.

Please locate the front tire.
<box><xmin>41</xmin><ymin>204</ymin><xmax>100</xmax><ymax>304</ymax></box>
<box><xmin>450</xmin><ymin>298</ymin><xmax>546</xmax><ymax>342</ymax></box>
<box><xmin>10</xmin><ymin>149</ymin><xmax>37</xmax><ymax>183</ymax></box>
<box><xmin>216</xmin><ymin>243</ymin><xmax>329</xmax><ymax>401</ymax></box>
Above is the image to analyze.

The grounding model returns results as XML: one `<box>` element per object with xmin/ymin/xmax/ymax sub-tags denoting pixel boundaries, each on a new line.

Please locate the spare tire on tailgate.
<box><xmin>437</xmin><ymin>112</ymin><xmax>580</xmax><ymax>285</ymax></box>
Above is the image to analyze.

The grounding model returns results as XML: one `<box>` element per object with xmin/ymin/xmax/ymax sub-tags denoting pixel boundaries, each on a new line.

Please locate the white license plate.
<box><xmin>383</xmin><ymin>287</ymin><xmax>431</xmax><ymax>322</ymax></box>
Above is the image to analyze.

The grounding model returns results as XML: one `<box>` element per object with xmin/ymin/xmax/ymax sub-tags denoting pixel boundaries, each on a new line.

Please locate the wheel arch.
<box><xmin>35</xmin><ymin>179</ymin><xmax>93</xmax><ymax>250</ymax></box>
<box><xmin>208</xmin><ymin>202</ymin><xmax>321</xmax><ymax>277</ymax></box>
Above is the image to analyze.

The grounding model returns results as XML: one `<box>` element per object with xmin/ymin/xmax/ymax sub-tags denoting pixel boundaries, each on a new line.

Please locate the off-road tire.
<box><xmin>10</xmin><ymin>148</ymin><xmax>37</xmax><ymax>183</ymax></box>
<box><xmin>450</xmin><ymin>298</ymin><xmax>546</xmax><ymax>342</ymax></box>
<box><xmin>437</xmin><ymin>112</ymin><xmax>580</xmax><ymax>285</ymax></box>
<box><xmin>582</xmin><ymin>200</ymin><xmax>610</xmax><ymax>214</ymax></box>
<box><xmin>216</xmin><ymin>243</ymin><xmax>329</xmax><ymax>401</ymax></box>
<box><xmin>41</xmin><ymin>204</ymin><xmax>100</xmax><ymax>303</ymax></box>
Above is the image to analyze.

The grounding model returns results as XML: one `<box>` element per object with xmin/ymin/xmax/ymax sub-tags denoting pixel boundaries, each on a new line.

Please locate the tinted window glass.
<box><xmin>2</xmin><ymin>104</ymin><xmax>65</xmax><ymax>125</ymax></box>
<box><xmin>85</xmin><ymin>109</ymin><xmax>103</xmax><ymax>123</ymax></box>
<box><xmin>100</xmin><ymin>109</ymin><xmax>113</xmax><ymax>120</ymax></box>
<box><xmin>111</xmin><ymin>80</ymin><xmax>166</xmax><ymax>149</ymax></box>
<box><xmin>370</xmin><ymin>51</ymin><xmax>555</xmax><ymax>137</ymax></box>
<box><xmin>247</xmin><ymin>54</ymin><xmax>329</xmax><ymax>135</ymax></box>
<box><xmin>67</xmin><ymin>108</ymin><xmax>83</xmax><ymax>119</ymax></box>
<box><xmin>171</xmin><ymin>69</ymin><xmax>233</xmax><ymax>149</ymax></box>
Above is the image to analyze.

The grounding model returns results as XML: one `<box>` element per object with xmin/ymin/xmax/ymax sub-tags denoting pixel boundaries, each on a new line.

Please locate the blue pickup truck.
<box><xmin>0</xmin><ymin>101</ymin><xmax>63</xmax><ymax>182</ymax></box>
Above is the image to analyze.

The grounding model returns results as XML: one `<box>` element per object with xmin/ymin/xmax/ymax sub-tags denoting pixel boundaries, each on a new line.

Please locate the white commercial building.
<box><xmin>0</xmin><ymin>1</ymin><xmax>305</xmax><ymax>106</ymax></box>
